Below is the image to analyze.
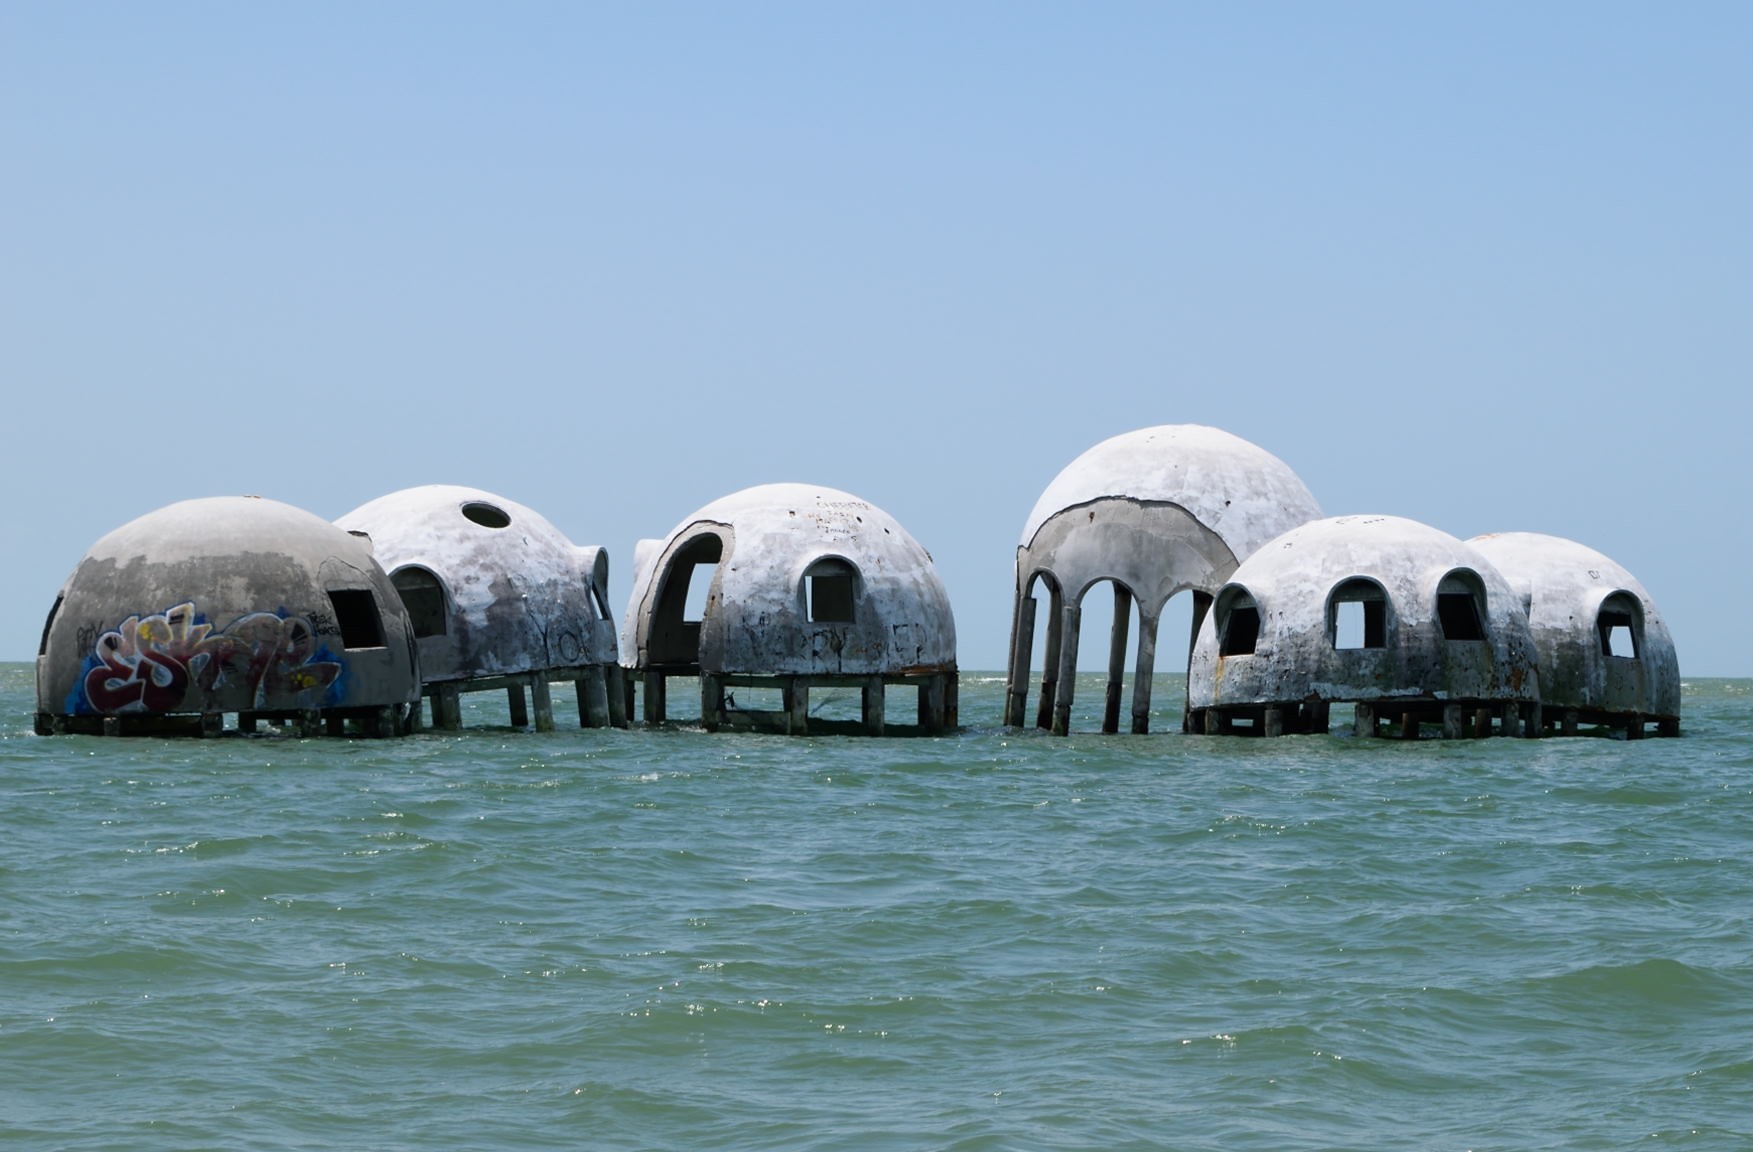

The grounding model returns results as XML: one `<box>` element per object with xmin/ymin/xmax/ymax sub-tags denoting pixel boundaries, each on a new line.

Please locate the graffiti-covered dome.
<box><xmin>36</xmin><ymin>496</ymin><xmax>419</xmax><ymax>736</ymax></box>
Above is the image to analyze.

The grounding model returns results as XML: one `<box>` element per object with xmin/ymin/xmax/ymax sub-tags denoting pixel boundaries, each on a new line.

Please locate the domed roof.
<box><xmin>1188</xmin><ymin>514</ymin><xmax>1538</xmax><ymax>707</ymax></box>
<box><xmin>1020</xmin><ymin>424</ymin><xmax>1321</xmax><ymax>560</ymax></box>
<box><xmin>623</xmin><ymin>483</ymin><xmax>955</xmax><ymax>675</ymax></box>
<box><xmin>37</xmin><ymin>496</ymin><xmax>419</xmax><ymax>722</ymax></box>
<box><xmin>337</xmin><ymin>485</ymin><xmax>615</xmax><ymax>681</ymax></box>
<box><xmin>1470</xmin><ymin>531</ymin><xmax>1680</xmax><ymax>719</ymax></box>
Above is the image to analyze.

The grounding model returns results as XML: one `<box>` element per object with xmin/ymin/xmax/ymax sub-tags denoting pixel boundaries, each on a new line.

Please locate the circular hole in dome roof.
<box><xmin>462</xmin><ymin>501</ymin><xmax>512</xmax><ymax>529</ymax></box>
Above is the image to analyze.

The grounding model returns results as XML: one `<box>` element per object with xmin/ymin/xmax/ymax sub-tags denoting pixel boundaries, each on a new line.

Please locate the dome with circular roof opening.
<box><xmin>337</xmin><ymin>485</ymin><xmax>624</xmax><ymax>731</ymax></box>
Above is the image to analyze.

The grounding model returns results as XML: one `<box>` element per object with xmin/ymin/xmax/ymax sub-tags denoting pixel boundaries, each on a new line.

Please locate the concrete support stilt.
<box><xmin>200</xmin><ymin>712</ymin><xmax>224</xmax><ymax>739</ymax></box>
<box><xmin>862</xmin><ymin>676</ymin><xmax>885</xmax><ymax>736</ymax></box>
<box><xmin>700</xmin><ymin>674</ymin><xmax>723</xmax><ymax>733</ymax></box>
<box><xmin>784</xmin><ymin>679</ymin><xmax>809</xmax><ymax>736</ymax></box>
<box><xmin>1131</xmin><ymin>611</ymin><xmax>1159</xmax><ymax>734</ymax></box>
<box><xmin>1525</xmin><ymin>702</ymin><xmax>1542</xmax><ymax>738</ymax></box>
<box><xmin>607</xmin><ymin>666</ymin><xmax>629</xmax><ymax>728</ymax></box>
<box><xmin>507</xmin><ymin>683</ymin><xmax>529</xmax><ymax>728</ymax></box>
<box><xmin>1626</xmin><ymin>713</ymin><xmax>1643</xmax><ymax>741</ymax></box>
<box><xmin>238</xmin><ymin>712</ymin><xmax>259</xmax><ymax>734</ymax></box>
<box><xmin>1036</xmin><ymin>594</ymin><xmax>1062</xmax><ymax>731</ymax></box>
<box><xmin>1443</xmin><ymin>703</ymin><xmax>1464</xmax><ymax>740</ymax></box>
<box><xmin>1005</xmin><ymin>595</ymin><xmax>1036</xmax><ymax>728</ymax></box>
<box><xmin>1051</xmin><ymin>602</ymin><xmax>1081</xmax><ymax>737</ymax></box>
<box><xmin>434</xmin><ymin>683</ymin><xmax>463</xmax><ymax>731</ymax></box>
<box><xmin>1658</xmin><ymin>717</ymin><xmax>1680</xmax><ymax>737</ymax></box>
<box><xmin>531</xmin><ymin>677</ymin><xmax>554</xmax><ymax>733</ymax></box>
<box><xmin>1102</xmin><ymin>585</ymin><xmax>1132</xmax><ymax>735</ymax></box>
<box><xmin>1502</xmin><ymin>702</ymin><xmax>1522</xmax><ymax>738</ymax></box>
<box><xmin>1399</xmin><ymin>711</ymin><xmax>1419</xmax><ymax>740</ymax></box>
<box><xmin>298</xmin><ymin>709</ymin><xmax>322</xmax><ymax>738</ymax></box>
<box><xmin>583</xmin><ymin>665</ymin><xmax>612</xmax><ymax>729</ymax></box>
<box><xmin>644</xmin><ymin>672</ymin><xmax>666</xmax><ymax>726</ymax></box>
<box><xmin>1562</xmin><ymin>708</ymin><xmax>1579</xmax><ymax>737</ymax></box>
<box><xmin>1308</xmin><ymin>700</ymin><xmax>1330</xmax><ymax>734</ymax></box>
<box><xmin>919</xmin><ymin>674</ymin><xmax>947</xmax><ymax>734</ymax></box>
<box><xmin>1354</xmin><ymin>702</ymin><xmax>1376</xmax><ymax>738</ymax></box>
<box><xmin>1263</xmin><ymin>707</ymin><xmax>1283</xmax><ymax>738</ymax></box>
<box><xmin>326</xmin><ymin>714</ymin><xmax>345</xmax><ymax>736</ymax></box>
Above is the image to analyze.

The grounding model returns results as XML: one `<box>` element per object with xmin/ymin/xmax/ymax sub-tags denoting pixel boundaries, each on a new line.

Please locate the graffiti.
<box><xmin>81</xmin><ymin>602</ymin><xmax>342</xmax><ymax>714</ymax></box>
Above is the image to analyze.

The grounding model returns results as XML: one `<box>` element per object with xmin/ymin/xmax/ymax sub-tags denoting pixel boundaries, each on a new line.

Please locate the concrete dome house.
<box><xmin>337</xmin><ymin>485</ymin><xmax>625</xmax><ymax>731</ymax></box>
<box><xmin>1187</xmin><ymin>515</ymin><xmax>1541</xmax><ymax>739</ymax></box>
<box><xmin>1470</xmin><ymin>532</ymin><xmax>1680</xmax><ymax>738</ymax></box>
<box><xmin>620</xmin><ymin>483</ymin><xmax>957</xmax><ymax>735</ymax></box>
<box><xmin>1004</xmin><ymin>424</ymin><xmax>1323</xmax><ymax>735</ymax></box>
<box><xmin>36</xmin><ymin>496</ymin><xmax>420</xmax><ymax>738</ymax></box>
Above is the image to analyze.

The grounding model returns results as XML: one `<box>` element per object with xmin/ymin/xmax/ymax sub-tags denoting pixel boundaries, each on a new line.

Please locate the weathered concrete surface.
<box><xmin>622</xmin><ymin>483</ymin><xmax>956</xmax><ymax>677</ymax></box>
<box><xmin>621</xmin><ymin>484</ymin><xmax>956</xmax><ymax>733</ymax></box>
<box><xmin>1005</xmin><ymin>424</ymin><xmax>1322</xmax><ymax>733</ymax></box>
<box><xmin>1187</xmin><ymin>515</ymin><xmax>1539</xmax><ymax>726</ymax></box>
<box><xmin>337</xmin><ymin>485</ymin><xmax>619</xmax><ymax>682</ymax></box>
<box><xmin>1471</xmin><ymin>531</ymin><xmax>1680</xmax><ymax>733</ymax></box>
<box><xmin>37</xmin><ymin>496</ymin><xmax>420</xmax><ymax>735</ymax></box>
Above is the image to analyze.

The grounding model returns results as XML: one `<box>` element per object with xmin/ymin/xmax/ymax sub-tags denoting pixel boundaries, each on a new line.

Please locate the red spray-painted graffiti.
<box><xmin>83</xmin><ymin>602</ymin><xmax>342</xmax><ymax>714</ymax></box>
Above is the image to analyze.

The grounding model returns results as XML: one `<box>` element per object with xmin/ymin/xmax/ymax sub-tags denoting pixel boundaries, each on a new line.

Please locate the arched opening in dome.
<box><xmin>1597</xmin><ymin>591</ymin><xmax>1642</xmax><ymax>660</ymax></box>
<box><xmin>1216</xmin><ymin>586</ymin><xmax>1261</xmax><ymax>657</ymax></box>
<box><xmin>649</xmin><ymin>532</ymin><xmax>726</xmax><ymax>667</ymax></box>
<box><xmin>390</xmin><ymin>566</ymin><xmax>449</xmax><ymax>639</ymax></box>
<box><xmin>1436</xmin><ymin>570</ymin><xmax>1487</xmax><ymax>642</ymax></box>
<box><xmin>803</xmin><ymin>558</ymin><xmax>860</xmax><ymax>624</ymax></box>
<box><xmin>1328</xmin><ymin>577</ymin><xmax>1389</xmax><ymax>650</ymax></box>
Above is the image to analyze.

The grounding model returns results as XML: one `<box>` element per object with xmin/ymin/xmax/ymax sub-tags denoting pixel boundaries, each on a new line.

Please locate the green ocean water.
<box><xmin>3</xmin><ymin>662</ymin><xmax>1750</xmax><ymax>1150</ymax></box>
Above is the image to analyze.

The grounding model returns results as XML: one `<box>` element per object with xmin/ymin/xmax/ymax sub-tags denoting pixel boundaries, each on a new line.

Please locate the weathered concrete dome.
<box><xmin>36</xmin><ymin>496</ymin><xmax>420</xmax><ymax>737</ymax></box>
<box><xmin>1187</xmin><ymin>515</ymin><xmax>1539</xmax><ymax>738</ymax></box>
<box><xmin>1005</xmin><ymin>424</ymin><xmax>1323</xmax><ymax>734</ymax></box>
<box><xmin>621</xmin><ymin>483</ymin><xmax>956</xmax><ymax>734</ymax></box>
<box><xmin>337</xmin><ymin>485</ymin><xmax>625</xmax><ymax>730</ymax></box>
<box><xmin>1470</xmin><ymin>532</ymin><xmax>1680</xmax><ymax>736</ymax></box>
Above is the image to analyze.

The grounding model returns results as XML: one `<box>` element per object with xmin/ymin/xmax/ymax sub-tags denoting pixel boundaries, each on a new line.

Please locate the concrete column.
<box><xmin>1006</xmin><ymin>595</ymin><xmax>1036</xmax><ymax>728</ymax></box>
<box><xmin>1502</xmin><ymin>702</ymin><xmax>1522</xmax><ymax>738</ymax></box>
<box><xmin>1202</xmin><ymin>708</ymin><xmax>1222</xmax><ymax>735</ymax></box>
<box><xmin>434</xmin><ymin>683</ymin><xmax>463</xmax><ymax>731</ymax></box>
<box><xmin>325</xmin><ymin>714</ymin><xmax>345</xmax><ymax>737</ymax></box>
<box><xmin>607</xmin><ymin>665</ymin><xmax>629</xmax><ymax>728</ymax></box>
<box><xmin>943</xmin><ymin>673</ymin><xmax>959</xmax><ymax>730</ymax></box>
<box><xmin>1050</xmin><ymin>601</ymin><xmax>1082</xmax><ymax>737</ymax></box>
<box><xmin>1524</xmin><ymin>702</ymin><xmax>1542</xmax><ymax>738</ymax></box>
<box><xmin>1658</xmin><ymin>717</ymin><xmax>1680</xmax><ymax>737</ymax></box>
<box><xmin>1474</xmin><ymin>707</ymin><xmax>1493</xmax><ymax>739</ymax></box>
<box><xmin>1184</xmin><ymin>592</ymin><xmax>1213</xmax><ymax>732</ymax></box>
<box><xmin>861</xmin><ymin>676</ymin><xmax>885</xmax><ymax>736</ymax></box>
<box><xmin>784</xmin><ymin>678</ymin><xmax>809</xmax><ymax>735</ymax></box>
<box><xmin>919</xmin><ymin>674</ymin><xmax>947</xmax><ymax>734</ymax></box>
<box><xmin>1442</xmin><ymin>703</ymin><xmax>1464</xmax><ymax>740</ymax></box>
<box><xmin>1354</xmin><ymin>702</ymin><xmax>1376</xmax><ymax>738</ymax></box>
<box><xmin>1263</xmin><ymin>707</ymin><xmax>1283</xmax><ymax>738</ymax></box>
<box><xmin>200</xmin><ymin>712</ymin><xmax>224</xmax><ymax>739</ymax></box>
<box><xmin>1036</xmin><ymin>590</ymin><xmax>1063</xmax><ymax>731</ymax></box>
<box><xmin>531</xmin><ymin>677</ymin><xmax>555</xmax><ymax>733</ymax></box>
<box><xmin>1102</xmin><ymin>585</ymin><xmax>1132</xmax><ymax>735</ymax></box>
<box><xmin>508</xmin><ymin>682</ymin><xmax>529</xmax><ymax>728</ymax></box>
<box><xmin>1626</xmin><ymin>713</ymin><xmax>1644</xmax><ymax>740</ymax></box>
<box><xmin>238</xmin><ymin>711</ymin><xmax>259</xmax><ymax>734</ymax></box>
<box><xmin>643</xmin><ymin>671</ymin><xmax>666</xmax><ymax>726</ymax></box>
<box><xmin>1130</xmin><ymin>610</ymin><xmax>1160</xmax><ymax>734</ymax></box>
<box><xmin>103</xmin><ymin>716</ymin><xmax>122</xmax><ymax>737</ymax></box>
<box><xmin>1562</xmin><ymin>708</ymin><xmax>1578</xmax><ymax>737</ymax></box>
<box><xmin>699</xmin><ymin>673</ymin><xmax>723</xmax><ymax>733</ymax></box>
<box><xmin>582</xmin><ymin>666</ymin><xmax>611</xmax><ymax>728</ymax></box>
<box><xmin>1308</xmin><ymin>700</ymin><xmax>1331</xmax><ymax>734</ymax></box>
<box><xmin>1399</xmin><ymin>711</ymin><xmax>1419</xmax><ymax>740</ymax></box>
<box><xmin>298</xmin><ymin>709</ymin><xmax>322</xmax><ymax>738</ymax></box>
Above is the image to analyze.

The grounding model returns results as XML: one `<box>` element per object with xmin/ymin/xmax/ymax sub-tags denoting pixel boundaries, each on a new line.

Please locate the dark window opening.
<box><xmin>328</xmin><ymin>589</ymin><xmax>386</xmax><ymax>650</ymax></box>
<box><xmin>1220</xmin><ymin>606</ymin><xmax>1260</xmax><ymax>656</ymax></box>
<box><xmin>805</xmin><ymin>559</ymin><xmax>858</xmax><ymax>623</ymax></box>
<box><xmin>1437</xmin><ymin>593</ymin><xmax>1485</xmax><ymax>641</ymax></box>
<box><xmin>391</xmin><ymin>568</ymin><xmax>448</xmax><ymax>639</ymax></box>
<box><xmin>462</xmin><ymin>501</ymin><xmax>511</xmax><ymax>529</ymax></box>
<box><xmin>39</xmin><ymin>594</ymin><xmax>63</xmax><ymax>656</ymax></box>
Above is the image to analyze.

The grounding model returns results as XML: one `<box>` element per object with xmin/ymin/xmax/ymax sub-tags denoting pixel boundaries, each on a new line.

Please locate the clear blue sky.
<box><xmin>3</xmin><ymin>3</ymin><xmax>1748</xmax><ymax>674</ymax></box>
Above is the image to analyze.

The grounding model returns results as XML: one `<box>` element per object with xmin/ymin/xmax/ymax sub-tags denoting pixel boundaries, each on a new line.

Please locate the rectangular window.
<box><xmin>1437</xmin><ymin>593</ymin><xmax>1484</xmax><ymax>641</ymax></box>
<box><xmin>1220</xmin><ymin>607</ymin><xmax>1260</xmax><ymax>656</ymax></box>
<box><xmin>328</xmin><ymin>589</ymin><xmax>385</xmax><ymax>650</ymax></box>
<box><xmin>807</xmin><ymin>571</ymin><xmax>856</xmax><ymax>623</ymax></box>
<box><xmin>1333</xmin><ymin>600</ymin><xmax>1387</xmax><ymax>650</ymax></box>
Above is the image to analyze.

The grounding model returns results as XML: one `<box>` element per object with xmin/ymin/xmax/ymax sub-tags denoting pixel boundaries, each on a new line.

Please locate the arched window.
<box><xmin>1327</xmin><ymin>577</ymin><xmax>1388</xmax><ymax>650</ymax></box>
<box><xmin>391</xmin><ymin>566</ymin><xmax>449</xmax><ymax>639</ymax></box>
<box><xmin>803</xmin><ymin>558</ymin><xmax>860</xmax><ymax>623</ymax></box>
<box><xmin>1215</xmin><ymin>585</ymin><xmax>1260</xmax><ymax>657</ymax></box>
<box><xmin>1597</xmin><ymin>591</ymin><xmax>1643</xmax><ymax>659</ymax></box>
<box><xmin>1436</xmin><ymin>569</ymin><xmax>1487</xmax><ymax>642</ymax></box>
